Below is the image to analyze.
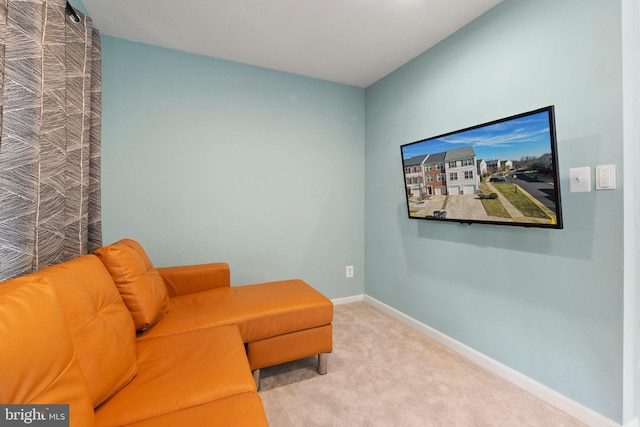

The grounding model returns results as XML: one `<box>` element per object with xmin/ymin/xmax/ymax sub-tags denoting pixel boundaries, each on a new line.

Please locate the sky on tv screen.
<box><xmin>402</xmin><ymin>111</ymin><xmax>551</xmax><ymax>161</ymax></box>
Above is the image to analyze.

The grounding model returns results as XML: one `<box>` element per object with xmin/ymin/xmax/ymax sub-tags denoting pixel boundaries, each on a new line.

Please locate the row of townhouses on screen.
<box><xmin>403</xmin><ymin>146</ymin><xmax>512</xmax><ymax>199</ymax></box>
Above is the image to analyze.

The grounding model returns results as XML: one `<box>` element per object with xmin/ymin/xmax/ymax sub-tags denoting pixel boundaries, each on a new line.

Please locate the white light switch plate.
<box><xmin>569</xmin><ymin>167</ymin><xmax>591</xmax><ymax>192</ymax></box>
<box><xmin>595</xmin><ymin>164</ymin><xmax>616</xmax><ymax>190</ymax></box>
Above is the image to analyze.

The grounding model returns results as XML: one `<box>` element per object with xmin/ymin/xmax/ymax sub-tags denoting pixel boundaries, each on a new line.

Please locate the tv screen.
<box><xmin>400</xmin><ymin>106</ymin><xmax>563</xmax><ymax>229</ymax></box>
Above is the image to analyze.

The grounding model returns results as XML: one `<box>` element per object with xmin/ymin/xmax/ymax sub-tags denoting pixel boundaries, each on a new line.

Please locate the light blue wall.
<box><xmin>365</xmin><ymin>0</ymin><xmax>624</xmax><ymax>422</ymax></box>
<box><xmin>621</xmin><ymin>0</ymin><xmax>640</xmax><ymax>422</ymax></box>
<box><xmin>68</xmin><ymin>0</ymin><xmax>87</xmax><ymax>15</ymax></box>
<box><xmin>99</xmin><ymin>37</ymin><xmax>366</xmax><ymax>298</ymax></box>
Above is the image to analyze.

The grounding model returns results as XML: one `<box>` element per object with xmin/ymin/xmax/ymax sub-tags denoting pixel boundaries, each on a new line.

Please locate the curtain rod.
<box><xmin>66</xmin><ymin>1</ymin><xmax>80</xmax><ymax>22</ymax></box>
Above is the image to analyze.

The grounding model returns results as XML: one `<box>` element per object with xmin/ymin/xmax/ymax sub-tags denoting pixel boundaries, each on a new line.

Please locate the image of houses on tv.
<box><xmin>477</xmin><ymin>159</ymin><xmax>513</xmax><ymax>176</ymax></box>
<box><xmin>403</xmin><ymin>146</ymin><xmax>480</xmax><ymax>199</ymax></box>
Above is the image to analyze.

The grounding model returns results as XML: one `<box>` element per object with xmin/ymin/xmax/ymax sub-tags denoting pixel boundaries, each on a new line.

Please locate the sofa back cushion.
<box><xmin>95</xmin><ymin>239</ymin><xmax>169</xmax><ymax>332</ymax></box>
<box><xmin>0</xmin><ymin>277</ymin><xmax>96</xmax><ymax>427</ymax></box>
<box><xmin>38</xmin><ymin>255</ymin><xmax>138</xmax><ymax>407</ymax></box>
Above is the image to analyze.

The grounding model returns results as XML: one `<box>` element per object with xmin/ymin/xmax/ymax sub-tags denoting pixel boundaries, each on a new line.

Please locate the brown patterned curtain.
<box><xmin>0</xmin><ymin>0</ymin><xmax>101</xmax><ymax>280</ymax></box>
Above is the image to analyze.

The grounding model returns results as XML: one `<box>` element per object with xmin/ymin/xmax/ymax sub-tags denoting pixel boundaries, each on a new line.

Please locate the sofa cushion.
<box><xmin>122</xmin><ymin>392</ymin><xmax>268</xmax><ymax>427</ymax></box>
<box><xmin>37</xmin><ymin>255</ymin><xmax>138</xmax><ymax>408</ymax></box>
<box><xmin>140</xmin><ymin>279</ymin><xmax>333</xmax><ymax>342</ymax></box>
<box><xmin>94</xmin><ymin>325</ymin><xmax>256</xmax><ymax>426</ymax></box>
<box><xmin>0</xmin><ymin>277</ymin><xmax>96</xmax><ymax>427</ymax></box>
<box><xmin>95</xmin><ymin>239</ymin><xmax>169</xmax><ymax>331</ymax></box>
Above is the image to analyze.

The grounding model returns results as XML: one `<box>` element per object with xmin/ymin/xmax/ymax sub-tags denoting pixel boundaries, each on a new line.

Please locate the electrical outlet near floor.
<box><xmin>346</xmin><ymin>265</ymin><xmax>354</xmax><ymax>278</ymax></box>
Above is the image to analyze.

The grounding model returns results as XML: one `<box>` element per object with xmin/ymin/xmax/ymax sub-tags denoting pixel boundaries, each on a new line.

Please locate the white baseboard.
<box><xmin>624</xmin><ymin>418</ymin><xmax>640</xmax><ymax>427</ymax></box>
<box><xmin>363</xmin><ymin>295</ymin><xmax>623</xmax><ymax>427</ymax></box>
<box><xmin>331</xmin><ymin>294</ymin><xmax>364</xmax><ymax>305</ymax></box>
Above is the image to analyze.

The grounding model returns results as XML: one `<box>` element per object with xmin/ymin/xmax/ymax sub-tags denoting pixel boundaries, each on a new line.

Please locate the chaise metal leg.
<box><xmin>317</xmin><ymin>353</ymin><xmax>328</xmax><ymax>375</ymax></box>
<box><xmin>255</xmin><ymin>354</ymin><xmax>327</xmax><ymax>391</ymax></box>
<box><xmin>253</xmin><ymin>369</ymin><xmax>261</xmax><ymax>391</ymax></box>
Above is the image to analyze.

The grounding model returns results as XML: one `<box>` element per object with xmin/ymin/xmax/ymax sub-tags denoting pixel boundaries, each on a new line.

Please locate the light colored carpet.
<box><xmin>258</xmin><ymin>302</ymin><xmax>586</xmax><ymax>427</ymax></box>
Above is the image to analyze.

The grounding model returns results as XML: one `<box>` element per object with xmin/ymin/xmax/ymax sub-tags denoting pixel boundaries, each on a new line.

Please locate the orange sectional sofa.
<box><xmin>0</xmin><ymin>239</ymin><xmax>333</xmax><ymax>426</ymax></box>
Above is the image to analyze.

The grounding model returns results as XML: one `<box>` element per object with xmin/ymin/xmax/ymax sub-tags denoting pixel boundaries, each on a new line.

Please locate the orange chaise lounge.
<box><xmin>0</xmin><ymin>238</ymin><xmax>333</xmax><ymax>426</ymax></box>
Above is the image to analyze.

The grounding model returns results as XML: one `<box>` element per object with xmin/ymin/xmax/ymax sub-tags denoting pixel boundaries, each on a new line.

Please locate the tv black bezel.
<box><xmin>400</xmin><ymin>106</ymin><xmax>563</xmax><ymax>229</ymax></box>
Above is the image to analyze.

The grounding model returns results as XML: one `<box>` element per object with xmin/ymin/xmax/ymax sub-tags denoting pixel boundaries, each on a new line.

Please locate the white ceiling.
<box><xmin>81</xmin><ymin>0</ymin><xmax>503</xmax><ymax>88</ymax></box>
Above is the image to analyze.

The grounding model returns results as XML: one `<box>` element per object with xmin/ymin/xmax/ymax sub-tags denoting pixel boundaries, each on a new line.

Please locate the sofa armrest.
<box><xmin>157</xmin><ymin>263</ymin><xmax>230</xmax><ymax>297</ymax></box>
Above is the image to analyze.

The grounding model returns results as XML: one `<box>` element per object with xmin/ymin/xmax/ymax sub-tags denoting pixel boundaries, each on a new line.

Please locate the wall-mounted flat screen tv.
<box><xmin>400</xmin><ymin>106</ymin><xmax>563</xmax><ymax>229</ymax></box>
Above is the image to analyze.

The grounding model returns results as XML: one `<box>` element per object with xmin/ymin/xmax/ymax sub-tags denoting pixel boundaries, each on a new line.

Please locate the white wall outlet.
<box><xmin>595</xmin><ymin>164</ymin><xmax>616</xmax><ymax>190</ymax></box>
<box><xmin>346</xmin><ymin>265</ymin><xmax>354</xmax><ymax>278</ymax></box>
